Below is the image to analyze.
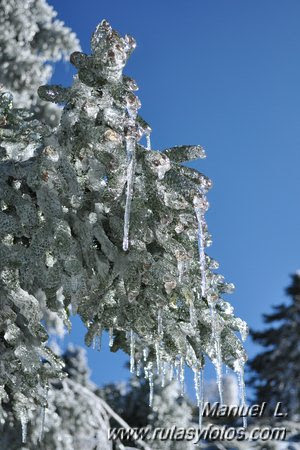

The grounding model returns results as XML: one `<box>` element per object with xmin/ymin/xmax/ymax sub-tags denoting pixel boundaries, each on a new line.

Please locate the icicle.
<box><xmin>161</xmin><ymin>361</ymin><xmax>167</xmax><ymax>387</ymax></box>
<box><xmin>92</xmin><ymin>329</ymin><xmax>102</xmax><ymax>351</ymax></box>
<box><xmin>130</xmin><ymin>329</ymin><xmax>135</xmax><ymax>373</ymax></box>
<box><xmin>38</xmin><ymin>386</ymin><xmax>48</xmax><ymax>442</ymax></box>
<box><xmin>169</xmin><ymin>362</ymin><xmax>174</xmax><ymax>381</ymax></box>
<box><xmin>215</xmin><ymin>331</ymin><xmax>223</xmax><ymax>405</ymax></box>
<box><xmin>146</xmin><ymin>132</ymin><xmax>151</xmax><ymax>150</ymax></box>
<box><xmin>157</xmin><ymin>308</ymin><xmax>163</xmax><ymax>336</ymax></box>
<box><xmin>20</xmin><ymin>411</ymin><xmax>28</xmax><ymax>444</ymax></box>
<box><xmin>193</xmin><ymin>368</ymin><xmax>204</xmax><ymax>429</ymax></box>
<box><xmin>122</xmin><ymin>135</ymin><xmax>136</xmax><ymax>251</ymax></box>
<box><xmin>210</xmin><ymin>303</ymin><xmax>223</xmax><ymax>404</ymax></box>
<box><xmin>179</xmin><ymin>355</ymin><xmax>185</xmax><ymax>396</ymax></box>
<box><xmin>143</xmin><ymin>347</ymin><xmax>149</xmax><ymax>362</ymax></box>
<box><xmin>194</xmin><ymin>200</ymin><xmax>207</xmax><ymax>297</ymax></box>
<box><xmin>136</xmin><ymin>358</ymin><xmax>141</xmax><ymax>377</ymax></box>
<box><xmin>175</xmin><ymin>358</ymin><xmax>180</xmax><ymax>381</ymax></box>
<box><xmin>148</xmin><ymin>366</ymin><xmax>154</xmax><ymax>407</ymax></box>
<box><xmin>155</xmin><ymin>341</ymin><xmax>161</xmax><ymax>374</ymax></box>
<box><xmin>236</xmin><ymin>360</ymin><xmax>247</xmax><ymax>428</ymax></box>
<box><xmin>109</xmin><ymin>327</ymin><xmax>114</xmax><ymax>348</ymax></box>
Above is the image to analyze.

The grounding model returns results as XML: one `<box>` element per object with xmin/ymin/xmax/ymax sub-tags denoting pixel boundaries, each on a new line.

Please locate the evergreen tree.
<box><xmin>0</xmin><ymin>17</ymin><xmax>248</xmax><ymax>435</ymax></box>
<box><xmin>0</xmin><ymin>0</ymin><xmax>80</xmax><ymax>126</ymax></box>
<box><xmin>249</xmin><ymin>272</ymin><xmax>300</xmax><ymax>417</ymax></box>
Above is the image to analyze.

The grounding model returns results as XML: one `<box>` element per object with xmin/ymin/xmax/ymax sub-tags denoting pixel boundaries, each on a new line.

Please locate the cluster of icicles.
<box><xmin>26</xmin><ymin>131</ymin><xmax>247</xmax><ymax>445</ymax></box>
<box><xmin>120</xmin><ymin>128</ymin><xmax>247</xmax><ymax>429</ymax></box>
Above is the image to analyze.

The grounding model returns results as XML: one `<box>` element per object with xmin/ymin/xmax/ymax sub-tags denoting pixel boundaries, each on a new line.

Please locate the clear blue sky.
<box><xmin>48</xmin><ymin>0</ymin><xmax>300</xmax><ymax>399</ymax></box>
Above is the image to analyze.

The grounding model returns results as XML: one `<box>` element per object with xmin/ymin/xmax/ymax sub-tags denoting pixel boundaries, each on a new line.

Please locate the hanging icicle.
<box><xmin>161</xmin><ymin>361</ymin><xmax>166</xmax><ymax>387</ymax></box>
<box><xmin>155</xmin><ymin>341</ymin><xmax>161</xmax><ymax>374</ymax></box>
<box><xmin>130</xmin><ymin>329</ymin><xmax>135</xmax><ymax>373</ymax></box>
<box><xmin>235</xmin><ymin>360</ymin><xmax>247</xmax><ymax>428</ymax></box>
<box><xmin>122</xmin><ymin>135</ymin><xmax>136</xmax><ymax>251</ymax></box>
<box><xmin>143</xmin><ymin>347</ymin><xmax>149</xmax><ymax>362</ymax></box>
<box><xmin>210</xmin><ymin>303</ymin><xmax>223</xmax><ymax>404</ymax></box>
<box><xmin>20</xmin><ymin>411</ymin><xmax>28</xmax><ymax>444</ymax></box>
<box><xmin>194</xmin><ymin>194</ymin><xmax>224</xmax><ymax>404</ymax></box>
<box><xmin>146</xmin><ymin>132</ymin><xmax>151</xmax><ymax>150</ymax></box>
<box><xmin>193</xmin><ymin>367</ymin><xmax>204</xmax><ymax>429</ymax></box>
<box><xmin>194</xmin><ymin>198</ymin><xmax>207</xmax><ymax>298</ymax></box>
<box><xmin>179</xmin><ymin>355</ymin><xmax>185</xmax><ymax>396</ymax></box>
<box><xmin>175</xmin><ymin>358</ymin><xmax>180</xmax><ymax>382</ymax></box>
<box><xmin>92</xmin><ymin>326</ymin><xmax>102</xmax><ymax>351</ymax></box>
<box><xmin>169</xmin><ymin>362</ymin><xmax>174</xmax><ymax>382</ymax></box>
<box><xmin>147</xmin><ymin>364</ymin><xmax>154</xmax><ymax>407</ymax></box>
<box><xmin>136</xmin><ymin>358</ymin><xmax>141</xmax><ymax>377</ymax></box>
<box><xmin>157</xmin><ymin>308</ymin><xmax>163</xmax><ymax>337</ymax></box>
<box><xmin>108</xmin><ymin>327</ymin><xmax>114</xmax><ymax>348</ymax></box>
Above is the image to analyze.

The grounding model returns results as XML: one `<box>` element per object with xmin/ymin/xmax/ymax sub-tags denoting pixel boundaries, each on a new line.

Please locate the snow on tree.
<box><xmin>0</xmin><ymin>18</ymin><xmax>248</xmax><ymax>434</ymax></box>
<box><xmin>205</xmin><ymin>374</ymin><xmax>239</xmax><ymax>406</ymax></box>
<box><xmin>101</xmin><ymin>374</ymin><xmax>194</xmax><ymax>450</ymax></box>
<box><xmin>0</xmin><ymin>0</ymin><xmax>80</xmax><ymax>126</ymax></box>
<box><xmin>0</xmin><ymin>91</ymin><xmax>65</xmax><ymax>440</ymax></box>
<box><xmin>249</xmin><ymin>272</ymin><xmax>300</xmax><ymax>417</ymax></box>
<box><xmin>148</xmin><ymin>379</ymin><xmax>194</xmax><ymax>450</ymax></box>
<box><xmin>0</xmin><ymin>345</ymin><xmax>112</xmax><ymax>450</ymax></box>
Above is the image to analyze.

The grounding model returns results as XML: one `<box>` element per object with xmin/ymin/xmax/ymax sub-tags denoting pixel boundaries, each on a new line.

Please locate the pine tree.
<box><xmin>0</xmin><ymin>18</ymin><xmax>248</xmax><ymax>434</ymax></box>
<box><xmin>0</xmin><ymin>0</ymin><xmax>80</xmax><ymax>126</ymax></box>
<box><xmin>249</xmin><ymin>272</ymin><xmax>300</xmax><ymax>417</ymax></box>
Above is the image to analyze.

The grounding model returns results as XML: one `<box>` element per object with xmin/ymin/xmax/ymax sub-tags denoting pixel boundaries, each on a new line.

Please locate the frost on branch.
<box><xmin>38</xmin><ymin>19</ymin><xmax>248</xmax><ymax>407</ymax></box>
<box><xmin>0</xmin><ymin>347</ymin><xmax>112</xmax><ymax>449</ymax></box>
<box><xmin>0</xmin><ymin>0</ymin><xmax>80</xmax><ymax>126</ymax></box>
<box><xmin>0</xmin><ymin>19</ymin><xmax>248</xmax><ymax>428</ymax></box>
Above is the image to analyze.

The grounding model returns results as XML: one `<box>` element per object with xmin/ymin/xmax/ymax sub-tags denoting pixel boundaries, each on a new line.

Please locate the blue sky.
<box><xmin>48</xmin><ymin>0</ymin><xmax>300</xmax><ymax>399</ymax></box>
